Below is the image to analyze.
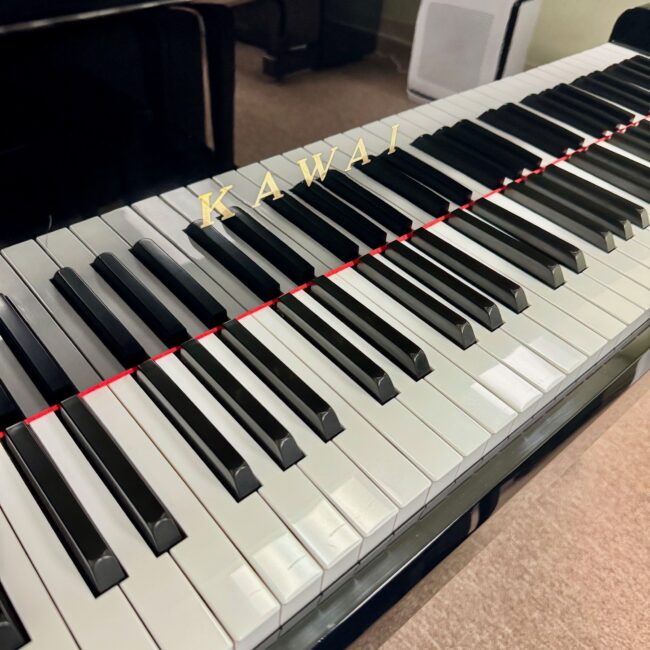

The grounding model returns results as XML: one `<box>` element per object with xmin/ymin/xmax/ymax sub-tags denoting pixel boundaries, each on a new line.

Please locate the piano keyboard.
<box><xmin>1</xmin><ymin>40</ymin><xmax>649</xmax><ymax>650</ymax></box>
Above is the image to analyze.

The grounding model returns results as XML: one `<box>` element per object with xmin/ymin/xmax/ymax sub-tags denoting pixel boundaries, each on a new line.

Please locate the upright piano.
<box><xmin>0</xmin><ymin>6</ymin><xmax>649</xmax><ymax>650</ymax></box>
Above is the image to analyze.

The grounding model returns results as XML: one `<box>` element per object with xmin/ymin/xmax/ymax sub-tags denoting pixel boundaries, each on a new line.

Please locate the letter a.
<box><xmin>345</xmin><ymin>137</ymin><xmax>370</xmax><ymax>171</ymax></box>
<box><xmin>253</xmin><ymin>171</ymin><xmax>285</xmax><ymax>207</ymax></box>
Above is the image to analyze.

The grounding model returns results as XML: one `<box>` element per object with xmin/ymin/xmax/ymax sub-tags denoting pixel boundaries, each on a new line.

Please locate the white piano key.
<box><xmin>200</xmin><ymin>332</ymin><xmax>432</xmax><ymax>528</ymax></box>
<box><xmin>0</xmin><ymin>255</ymin><xmax>101</xmax><ymax>391</ymax></box>
<box><xmin>36</xmin><ymin>227</ymin><xmax>165</xmax><ymax>356</ymax></box>
<box><xmin>30</xmin><ymin>411</ymin><xmax>233</xmax><ymax>650</ymax></box>
<box><xmin>290</xmin><ymin>290</ymin><xmax>488</xmax><ymax>466</ymax></box>
<box><xmin>0</xmin><ymin>339</ymin><xmax>47</xmax><ymax>416</ymax></box>
<box><xmin>190</xmin><ymin>175</ymin><xmax>329</xmax><ymax>272</ymax></box>
<box><xmin>432</xmin><ymin>225</ymin><xmax>619</xmax><ymax>350</ymax></box>
<box><xmin>196</xmin><ymin>334</ymin><xmax>400</xmax><ymax>555</ymax></box>
<box><xmin>0</xmin><ymin>508</ymin><xmax>78</xmax><ymax>650</ymax></box>
<box><xmin>205</xmin><ymin>171</ymin><xmax>339</xmax><ymax>272</ymax></box>
<box><xmin>488</xmin><ymin>191</ymin><xmax>650</xmax><ymax>295</ymax></box>
<box><xmin>159</xmin><ymin>186</ymin><xmax>297</xmax><ymax>293</ymax></box>
<box><xmin>357</xmin><ymin>117</ymin><xmax>649</xmax><ymax>324</ymax></box>
<box><xmin>101</xmin><ymin>204</ymin><xmax>240</xmax><ymax>319</ymax></box>
<box><xmin>107</xmin><ymin>375</ymin><xmax>323</xmax><ymax>625</ymax></box>
<box><xmin>155</xmin><ymin>354</ymin><xmax>362</xmax><ymax>589</ymax></box>
<box><xmin>82</xmin><ymin>383</ymin><xmax>281</xmax><ymax>650</ymax></box>
<box><xmin>70</xmin><ymin>217</ymin><xmax>206</xmax><ymax>336</ymax></box>
<box><xmin>131</xmin><ymin>194</ymin><xmax>254</xmax><ymax>315</ymax></box>
<box><xmin>0</xmin><ymin>442</ymin><xmax>157</xmax><ymax>650</ymax></box>
<box><xmin>399</xmin><ymin>240</ymin><xmax>588</xmax><ymax>376</ymax></box>
<box><xmin>296</xmin><ymin>129</ymin><xmax>612</xmax><ymax>370</ymax></box>
<box><xmin>240</xmin><ymin>160</ymin><xmax>372</xmax><ymax>254</ymax></box>
<box><xmin>370</xmin><ymin>254</ymin><xmax>565</xmax><ymax>394</ymax></box>
<box><xmin>310</xmin><ymin>272</ymin><xmax>518</xmax><ymax>450</ymax></box>
<box><xmin>338</xmin><ymin>266</ymin><xmax>541</xmax><ymax>416</ymax></box>
<box><xmin>421</xmin><ymin>97</ymin><xmax>650</xmax><ymax>255</ymax></box>
<box><xmin>246</xmin><ymin>308</ymin><xmax>472</xmax><ymax>486</ymax></box>
<box><xmin>1</xmin><ymin>239</ymin><xmax>124</xmax><ymax>381</ymax></box>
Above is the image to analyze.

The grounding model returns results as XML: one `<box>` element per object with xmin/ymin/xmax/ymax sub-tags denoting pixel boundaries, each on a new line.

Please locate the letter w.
<box><xmin>295</xmin><ymin>147</ymin><xmax>338</xmax><ymax>187</ymax></box>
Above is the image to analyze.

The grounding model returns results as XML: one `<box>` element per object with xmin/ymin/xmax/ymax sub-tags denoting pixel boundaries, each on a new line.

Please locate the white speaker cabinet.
<box><xmin>407</xmin><ymin>0</ymin><xmax>541</xmax><ymax>101</ymax></box>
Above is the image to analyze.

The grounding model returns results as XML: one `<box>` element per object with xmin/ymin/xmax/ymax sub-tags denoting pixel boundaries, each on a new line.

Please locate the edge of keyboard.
<box><xmin>263</xmin><ymin>323</ymin><xmax>650</xmax><ymax>649</ymax></box>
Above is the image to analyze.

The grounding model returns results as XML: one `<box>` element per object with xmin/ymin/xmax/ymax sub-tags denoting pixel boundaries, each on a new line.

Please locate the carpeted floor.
<box><xmin>351</xmin><ymin>372</ymin><xmax>650</xmax><ymax>650</ymax></box>
<box><xmin>233</xmin><ymin>43</ymin><xmax>415</xmax><ymax>167</ymax></box>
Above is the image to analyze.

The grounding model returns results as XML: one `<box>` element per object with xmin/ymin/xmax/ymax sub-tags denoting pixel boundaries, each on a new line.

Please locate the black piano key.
<box><xmin>500</xmin><ymin>104</ymin><xmax>585</xmax><ymax>150</ymax></box>
<box><xmin>525</xmin><ymin>173</ymin><xmax>634</xmax><ymax>240</ymax></box>
<box><xmin>384</xmin><ymin>240</ymin><xmax>504</xmax><ymax>330</ymax></box>
<box><xmin>587</xmin><ymin>72</ymin><xmax>650</xmax><ymax>110</ymax></box>
<box><xmin>0</xmin><ymin>294</ymin><xmax>76</xmax><ymax>405</ymax></box>
<box><xmin>469</xmin><ymin>198</ymin><xmax>587</xmax><ymax>273</ymax></box>
<box><xmin>479</xmin><ymin>108</ymin><xmax>566</xmax><ymax>157</ymax></box>
<box><xmin>453</xmin><ymin>120</ymin><xmax>543</xmax><ymax>171</ymax></box>
<box><xmin>447</xmin><ymin>210</ymin><xmax>565</xmax><ymax>289</ymax></box>
<box><xmin>480</xmin><ymin>107</ymin><xmax>574</xmax><ymax>157</ymax></box>
<box><xmin>0</xmin><ymin>582</ymin><xmax>28</xmax><ymax>650</ymax></box>
<box><xmin>619</xmin><ymin>124</ymin><xmax>650</xmax><ymax>146</ymax></box>
<box><xmin>222</xmin><ymin>207</ymin><xmax>315</xmax><ymax>285</ymax></box>
<box><xmin>569</xmin><ymin>149</ymin><xmax>648</xmax><ymax>198</ymax></box>
<box><xmin>185</xmin><ymin>221</ymin><xmax>281</xmax><ymax>302</ymax></box>
<box><xmin>411</xmin><ymin>229</ymin><xmax>529</xmax><ymax>313</ymax></box>
<box><xmin>321</xmin><ymin>170</ymin><xmax>413</xmax><ymax>235</ymax></box>
<box><xmin>539</xmin><ymin>88</ymin><xmax>617</xmax><ymax>131</ymax></box>
<box><xmin>598</xmin><ymin>68</ymin><xmax>650</xmax><ymax>103</ymax></box>
<box><xmin>571</xmin><ymin>146</ymin><xmax>650</xmax><ymax>202</ymax></box>
<box><xmin>621</xmin><ymin>58</ymin><xmax>650</xmax><ymax>78</ymax></box>
<box><xmin>506</xmin><ymin>182</ymin><xmax>616</xmax><ymax>252</ymax></box>
<box><xmin>179</xmin><ymin>340</ymin><xmax>304</xmax><ymax>469</ymax></box>
<box><xmin>445</xmin><ymin>123</ymin><xmax>527</xmax><ymax>178</ymax></box>
<box><xmin>380</xmin><ymin>148</ymin><xmax>473</xmax><ymax>205</ymax></box>
<box><xmin>542</xmin><ymin>165</ymin><xmax>648</xmax><ymax>228</ymax></box>
<box><xmin>605</xmin><ymin>62</ymin><xmax>650</xmax><ymax>90</ymax></box>
<box><xmin>92</xmin><ymin>252</ymin><xmax>189</xmax><ymax>348</ymax></box>
<box><xmin>596</xmin><ymin>70</ymin><xmax>650</xmax><ymax>106</ymax></box>
<box><xmin>411</xmin><ymin>133</ymin><xmax>506</xmax><ymax>189</ymax></box>
<box><xmin>309</xmin><ymin>275</ymin><xmax>432</xmax><ymax>379</ymax></box>
<box><xmin>550</xmin><ymin>84</ymin><xmax>633</xmax><ymax>126</ymax></box>
<box><xmin>131</xmin><ymin>239</ymin><xmax>228</xmax><ymax>329</ymax></box>
<box><xmin>630</xmin><ymin>54</ymin><xmax>650</xmax><ymax>72</ymax></box>
<box><xmin>607</xmin><ymin>129</ymin><xmax>650</xmax><ymax>161</ymax></box>
<box><xmin>0</xmin><ymin>380</ymin><xmax>24</xmax><ymax>432</ymax></box>
<box><xmin>4</xmin><ymin>423</ymin><xmax>126</xmax><ymax>595</ymax></box>
<box><xmin>521</xmin><ymin>94</ymin><xmax>607</xmax><ymax>137</ymax></box>
<box><xmin>59</xmin><ymin>396</ymin><xmax>184</xmax><ymax>555</ymax></box>
<box><xmin>356</xmin><ymin>254</ymin><xmax>477</xmax><ymax>349</ymax></box>
<box><xmin>264</xmin><ymin>194</ymin><xmax>359</xmax><ymax>262</ymax></box>
<box><xmin>52</xmin><ymin>268</ymin><xmax>148</xmax><ymax>369</ymax></box>
<box><xmin>276</xmin><ymin>294</ymin><xmax>398</xmax><ymax>404</ymax></box>
<box><xmin>437</xmin><ymin>127</ymin><xmax>517</xmax><ymax>180</ymax></box>
<box><xmin>135</xmin><ymin>359</ymin><xmax>261</xmax><ymax>501</ymax></box>
<box><xmin>292</xmin><ymin>181</ymin><xmax>387</xmax><ymax>248</ymax></box>
<box><xmin>584</xmin><ymin>145</ymin><xmax>650</xmax><ymax>183</ymax></box>
<box><xmin>357</xmin><ymin>155</ymin><xmax>450</xmax><ymax>217</ymax></box>
<box><xmin>574</xmin><ymin>75</ymin><xmax>650</xmax><ymax>114</ymax></box>
<box><xmin>220</xmin><ymin>320</ymin><xmax>343</xmax><ymax>441</ymax></box>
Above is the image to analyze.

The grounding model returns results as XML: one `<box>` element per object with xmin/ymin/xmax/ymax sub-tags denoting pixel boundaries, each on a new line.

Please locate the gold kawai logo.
<box><xmin>198</xmin><ymin>125</ymin><xmax>400</xmax><ymax>228</ymax></box>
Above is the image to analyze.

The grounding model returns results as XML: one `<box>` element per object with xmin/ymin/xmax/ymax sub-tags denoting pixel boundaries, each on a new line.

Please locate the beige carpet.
<box><xmin>352</xmin><ymin>372</ymin><xmax>650</xmax><ymax>649</ymax></box>
<box><xmin>233</xmin><ymin>43</ymin><xmax>415</xmax><ymax>167</ymax></box>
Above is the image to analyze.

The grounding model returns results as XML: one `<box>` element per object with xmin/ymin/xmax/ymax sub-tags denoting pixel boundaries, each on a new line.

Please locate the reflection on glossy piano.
<box><xmin>1</xmin><ymin>6</ymin><xmax>650</xmax><ymax>650</ymax></box>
